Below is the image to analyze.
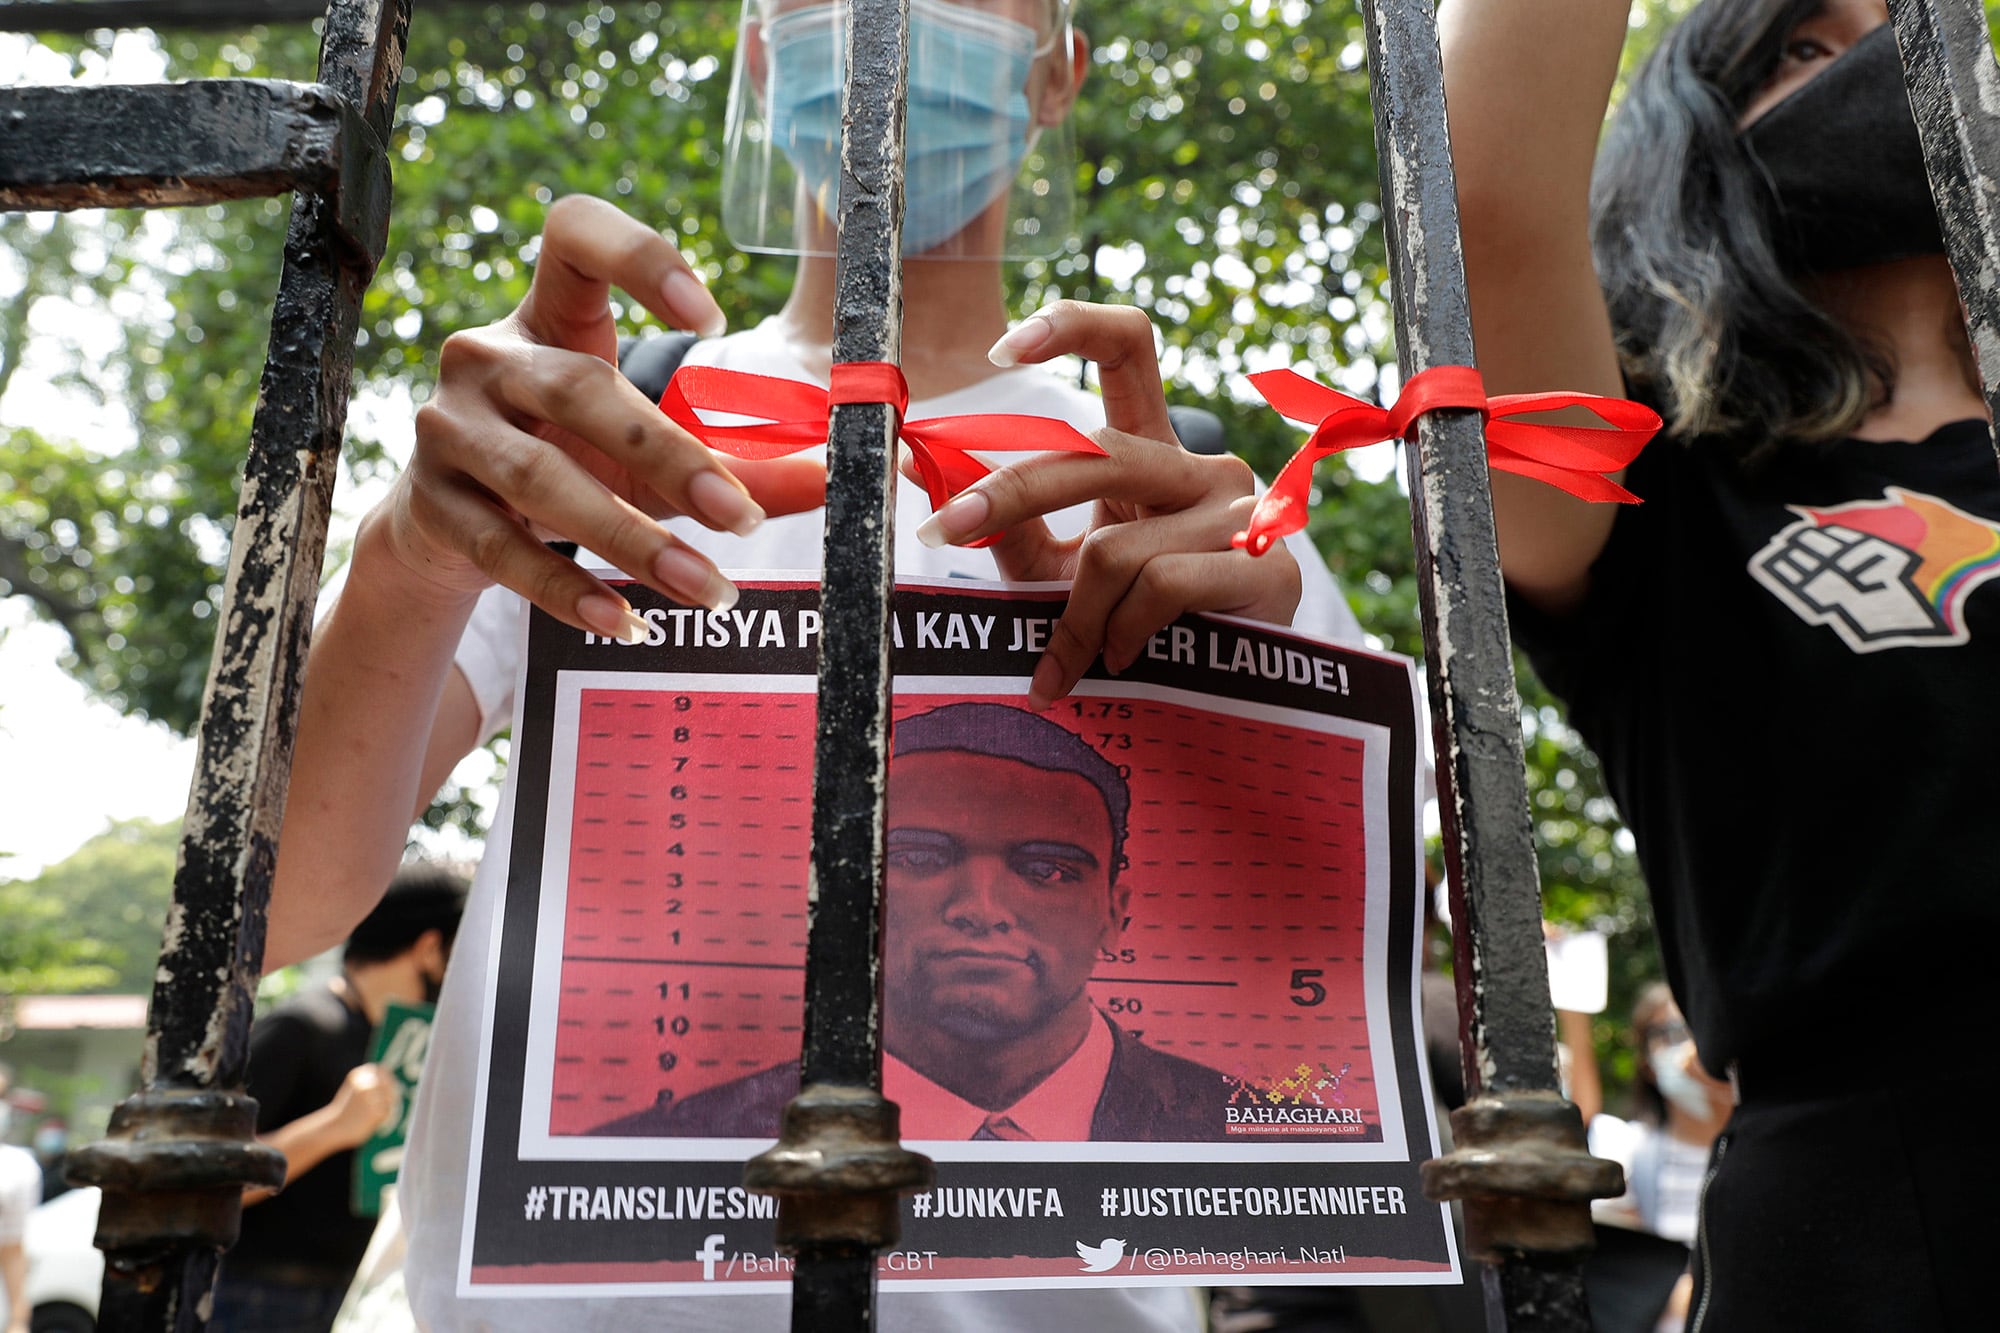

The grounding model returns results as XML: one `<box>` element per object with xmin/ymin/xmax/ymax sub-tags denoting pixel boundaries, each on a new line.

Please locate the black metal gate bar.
<box><xmin>0</xmin><ymin>82</ymin><xmax>382</xmax><ymax>220</ymax></box>
<box><xmin>1354</xmin><ymin>1</ymin><xmax>1621</xmax><ymax>1329</ymax></box>
<box><xmin>1</xmin><ymin>1</ymin><xmax>411</xmax><ymax>1327</ymax></box>
<box><xmin>1888</xmin><ymin>0</ymin><xmax>2000</xmax><ymax>459</ymax></box>
<box><xmin>742</xmin><ymin>1</ymin><xmax>934</xmax><ymax>1327</ymax></box>
<box><xmin>0</xmin><ymin>0</ymin><xmax>334</xmax><ymax>29</ymax></box>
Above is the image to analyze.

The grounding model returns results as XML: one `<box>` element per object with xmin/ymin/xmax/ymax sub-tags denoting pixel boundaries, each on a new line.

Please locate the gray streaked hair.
<box><xmin>1590</xmin><ymin>0</ymin><xmax>1892</xmax><ymax>456</ymax></box>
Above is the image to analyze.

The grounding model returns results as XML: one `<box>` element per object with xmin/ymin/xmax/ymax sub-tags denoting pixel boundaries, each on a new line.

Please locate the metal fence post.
<box><xmin>1353</xmin><ymin>1</ymin><xmax>1622</xmax><ymax>1329</ymax></box>
<box><xmin>1888</xmin><ymin>0</ymin><xmax>2000</xmax><ymax>456</ymax></box>
<box><xmin>1</xmin><ymin>1</ymin><xmax>410</xmax><ymax>1326</ymax></box>
<box><xmin>741</xmin><ymin>1</ymin><xmax>934</xmax><ymax>1328</ymax></box>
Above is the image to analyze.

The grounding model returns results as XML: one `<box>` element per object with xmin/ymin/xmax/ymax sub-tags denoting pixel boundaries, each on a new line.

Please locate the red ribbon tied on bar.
<box><xmin>1231</xmin><ymin>365</ymin><xmax>1662</xmax><ymax>556</ymax></box>
<box><xmin>658</xmin><ymin>361</ymin><xmax>1105</xmax><ymax>545</ymax></box>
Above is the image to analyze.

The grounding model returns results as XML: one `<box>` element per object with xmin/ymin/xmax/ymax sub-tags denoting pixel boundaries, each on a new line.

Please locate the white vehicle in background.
<box><xmin>20</xmin><ymin>1185</ymin><xmax>416</xmax><ymax>1333</ymax></box>
<box><xmin>23</xmin><ymin>1186</ymin><xmax>99</xmax><ymax>1333</ymax></box>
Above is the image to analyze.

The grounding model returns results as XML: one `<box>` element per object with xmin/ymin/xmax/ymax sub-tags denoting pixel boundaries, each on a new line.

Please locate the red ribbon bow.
<box><xmin>1231</xmin><ymin>365</ymin><xmax>1661</xmax><ymax>556</ymax></box>
<box><xmin>658</xmin><ymin>362</ymin><xmax>1104</xmax><ymax>545</ymax></box>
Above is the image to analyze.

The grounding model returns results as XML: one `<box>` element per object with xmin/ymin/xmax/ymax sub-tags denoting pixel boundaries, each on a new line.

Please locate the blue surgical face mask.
<box><xmin>766</xmin><ymin>0</ymin><xmax>1040</xmax><ymax>254</ymax></box>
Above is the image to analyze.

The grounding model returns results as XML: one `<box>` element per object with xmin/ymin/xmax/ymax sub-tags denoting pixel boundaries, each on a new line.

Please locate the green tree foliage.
<box><xmin>0</xmin><ymin>876</ymin><xmax>118</xmax><ymax>996</ymax></box>
<box><xmin>0</xmin><ymin>817</ymin><xmax>179</xmax><ymax>994</ymax></box>
<box><xmin>2</xmin><ymin>1</ymin><xmax>1667</xmax><ymax>1033</ymax></box>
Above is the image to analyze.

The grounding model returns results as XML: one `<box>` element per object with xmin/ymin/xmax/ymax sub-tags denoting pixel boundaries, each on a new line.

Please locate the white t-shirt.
<box><xmin>0</xmin><ymin>1143</ymin><xmax>38</xmax><ymax>1247</ymax></box>
<box><xmin>1586</xmin><ymin>1114</ymin><xmax>1709</xmax><ymax>1247</ymax></box>
<box><xmin>401</xmin><ymin>320</ymin><xmax>1364</xmax><ymax>1331</ymax></box>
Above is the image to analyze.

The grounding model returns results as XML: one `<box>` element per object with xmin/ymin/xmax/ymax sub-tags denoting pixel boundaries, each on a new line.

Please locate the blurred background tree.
<box><xmin>0</xmin><ymin>818</ymin><xmax>178</xmax><ymax>994</ymax></box>
<box><xmin>0</xmin><ymin>0</ymin><xmax>1719</xmax><ymax>1086</ymax></box>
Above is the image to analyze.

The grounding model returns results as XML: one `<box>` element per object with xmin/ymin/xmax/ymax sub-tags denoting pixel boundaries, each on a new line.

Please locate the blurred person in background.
<box><xmin>0</xmin><ymin>1064</ymin><xmax>36</xmax><ymax>1333</ymax></box>
<box><xmin>212</xmin><ymin>867</ymin><xmax>466</xmax><ymax>1333</ymax></box>
<box><xmin>1566</xmin><ymin>985</ymin><xmax>1731</xmax><ymax>1332</ymax></box>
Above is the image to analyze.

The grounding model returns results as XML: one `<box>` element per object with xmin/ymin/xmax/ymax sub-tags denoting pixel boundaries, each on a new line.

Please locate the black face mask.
<box><xmin>1740</xmin><ymin>22</ymin><xmax>1943</xmax><ymax>273</ymax></box>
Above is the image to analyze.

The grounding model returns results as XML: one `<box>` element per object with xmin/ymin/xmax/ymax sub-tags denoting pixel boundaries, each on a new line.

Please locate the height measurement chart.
<box><xmin>461</xmin><ymin>576</ymin><xmax>1457</xmax><ymax>1296</ymax></box>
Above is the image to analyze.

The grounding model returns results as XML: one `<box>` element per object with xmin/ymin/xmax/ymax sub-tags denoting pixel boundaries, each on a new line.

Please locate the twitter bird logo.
<box><xmin>1075</xmin><ymin>1238</ymin><xmax>1127</xmax><ymax>1273</ymax></box>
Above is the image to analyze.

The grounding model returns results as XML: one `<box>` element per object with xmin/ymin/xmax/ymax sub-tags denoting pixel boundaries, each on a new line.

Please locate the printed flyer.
<box><xmin>460</xmin><ymin>574</ymin><xmax>1458</xmax><ymax>1296</ymax></box>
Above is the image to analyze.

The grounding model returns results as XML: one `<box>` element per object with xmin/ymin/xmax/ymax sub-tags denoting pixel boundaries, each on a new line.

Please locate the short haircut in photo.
<box><xmin>892</xmin><ymin>701</ymin><xmax>1130</xmax><ymax>875</ymax></box>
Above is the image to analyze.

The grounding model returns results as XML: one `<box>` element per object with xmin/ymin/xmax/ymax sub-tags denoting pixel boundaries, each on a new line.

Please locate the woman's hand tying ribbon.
<box><xmin>924</xmin><ymin>301</ymin><xmax>1308</xmax><ymax>709</ymax></box>
<box><xmin>393</xmin><ymin>196</ymin><xmax>826</xmax><ymax>639</ymax></box>
<box><xmin>1232</xmin><ymin>366</ymin><xmax>1662</xmax><ymax>556</ymax></box>
<box><xmin>656</xmin><ymin>360</ymin><xmax>1104</xmax><ymax>549</ymax></box>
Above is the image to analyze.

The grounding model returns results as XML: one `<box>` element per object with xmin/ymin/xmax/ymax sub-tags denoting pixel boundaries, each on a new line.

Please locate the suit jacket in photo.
<box><xmin>593</xmin><ymin>1018</ymin><xmax>1230</xmax><ymax>1142</ymax></box>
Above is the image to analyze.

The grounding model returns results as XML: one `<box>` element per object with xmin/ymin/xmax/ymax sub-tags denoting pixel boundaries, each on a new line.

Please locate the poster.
<box><xmin>460</xmin><ymin>575</ymin><xmax>1457</xmax><ymax>1296</ymax></box>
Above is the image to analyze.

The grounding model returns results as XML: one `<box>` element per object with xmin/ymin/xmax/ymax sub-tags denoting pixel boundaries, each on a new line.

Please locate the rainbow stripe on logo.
<box><xmin>1800</xmin><ymin>488</ymin><xmax>2000</xmax><ymax>636</ymax></box>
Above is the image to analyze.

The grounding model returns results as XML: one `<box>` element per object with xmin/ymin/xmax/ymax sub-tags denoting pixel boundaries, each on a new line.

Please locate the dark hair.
<box><xmin>345</xmin><ymin>864</ymin><xmax>469</xmax><ymax>964</ymax></box>
<box><xmin>892</xmin><ymin>701</ymin><xmax>1130</xmax><ymax>878</ymax></box>
<box><xmin>1591</xmin><ymin>0</ymin><xmax>1892</xmax><ymax>453</ymax></box>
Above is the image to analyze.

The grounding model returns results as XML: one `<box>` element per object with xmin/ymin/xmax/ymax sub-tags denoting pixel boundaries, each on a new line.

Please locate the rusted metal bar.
<box><xmin>0</xmin><ymin>0</ymin><xmax>513</xmax><ymax>34</ymax></box>
<box><xmin>45</xmin><ymin>1</ymin><xmax>410</xmax><ymax>1327</ymax></box>
<box><xmin>1887</xmin><ymin>0</ymin><xmax>2000</xmax><ymax>459</ymax></box>
<box><xmin>1353</xmin><ymin>0</ymin><xmax>1620</xmax><ymax>1327</ymax></box>
<box><xmin>0</xmin><ymin>0</ymin><xmax>334</xmax><ymax>29</ymax></box>
<box><xmin>0</xmin><ymin>81</ymin><xmax>392</xmax><ymax>266</ymax></box>
<box><xmin>742</xmin><ymin>1</ymin><xmax>932</xmax><ymax>1328</ymax></box>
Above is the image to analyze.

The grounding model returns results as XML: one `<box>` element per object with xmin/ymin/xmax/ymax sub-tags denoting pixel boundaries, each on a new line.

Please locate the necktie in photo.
<box><xmin>973</xmin><ymin>1114</ymin><xmax>1032</xmax><ymax>1141</ymax></box>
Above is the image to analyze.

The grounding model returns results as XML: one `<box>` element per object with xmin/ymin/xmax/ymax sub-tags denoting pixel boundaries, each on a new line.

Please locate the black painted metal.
<box><xmin>0</xmin><ymin>81</ymin><xmax>392</xmax><ymax>265</ymax></box>
<box><xmin>1888</xmin><ymin>0</ymin><xmax>2000</xmax><ymax>460</ymax></box>
<box><xmin>23</xmin><ymin>1</ymin><xmax>410</xmax><ymax>1328</ymax></box>
<box><xmin>1356</xmin><ymin>0</ymin><xmax>1619</xmax><ymax>1327</ymax></box>
<box><xmin>0</xmin><ymin>0</ymin><xmax>333</xmax><ymax>29</ymax></box>
<box><xmin>2</xmin><ymin>81</ymin><xmax>346</xmax><ymax>206</ymax></box>
<box><xmin>740</xmin><ymin>1</ymin><xmax>933</xmax><ymax>1328</ymax></box>
<box><xmin>0</xmin><ymin>0</ymin><xmax>516</xmax><ymax>33</ymax></box>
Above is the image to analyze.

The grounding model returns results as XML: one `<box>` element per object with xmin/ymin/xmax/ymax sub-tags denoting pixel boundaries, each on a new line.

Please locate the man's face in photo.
<box><xmin>885</xmin><ymin>749</ymin><xmax>1125</xmax><ymax>1044</ymax></box>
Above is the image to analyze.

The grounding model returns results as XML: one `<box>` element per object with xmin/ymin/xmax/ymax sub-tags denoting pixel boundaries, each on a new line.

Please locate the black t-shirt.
<box><xmin>1510</xmin><ymin>419</ymin><xmax>2000</xmax><ymax>1072</ymax></box>
<box><xmin>229</xmin><ymin>984</ymin><xmax>377</xmax><ymax>1284</ymax></box>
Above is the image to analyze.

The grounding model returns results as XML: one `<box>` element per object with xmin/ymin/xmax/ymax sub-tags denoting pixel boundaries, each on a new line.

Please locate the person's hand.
<box><xmin>913</xmin><ymin>301</ymin><xmax>1302</xmax><ymax>708</ymax></box>
<box><xmin>386</xmin><ymin>195</ymin><xmax>827</xmax><ymax>639</ymax></box>
<box><xmin>327</xmin><ymin>1063</ymin><xmax>397</xmax><ymax>1148</ymax></box>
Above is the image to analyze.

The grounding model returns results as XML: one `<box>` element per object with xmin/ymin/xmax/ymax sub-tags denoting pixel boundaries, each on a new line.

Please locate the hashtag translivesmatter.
<box><xmin>531</xmin><ymin>1184</ymin><xmax>778</xmax><ymax>1222</ymax></box>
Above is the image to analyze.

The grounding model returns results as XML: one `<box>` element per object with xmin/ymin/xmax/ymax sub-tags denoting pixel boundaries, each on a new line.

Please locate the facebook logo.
<box><xmin>696</xmin><ymin>1233</ymin><xmax>727</xmax><ymax>1281</ymax></box>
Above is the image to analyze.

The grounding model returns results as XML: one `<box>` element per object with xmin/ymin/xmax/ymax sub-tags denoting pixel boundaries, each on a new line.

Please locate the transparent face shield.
<box><xmin>722</xmin><ymin>0</ymin><xmax>1079</xmax><ymax>260</ymax></box>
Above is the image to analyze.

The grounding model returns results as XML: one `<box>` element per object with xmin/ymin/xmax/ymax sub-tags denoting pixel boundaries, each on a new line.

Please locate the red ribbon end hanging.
<box><xmin>1231</xmin><ymin>367</ymin><xmax>1660</xmax><ymax>557</ymax></box>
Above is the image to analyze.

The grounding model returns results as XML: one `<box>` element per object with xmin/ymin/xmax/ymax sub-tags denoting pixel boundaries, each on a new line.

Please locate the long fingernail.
<box><xmin>652</xmin><ymin>545</ymin><xmax>740</xmax><ymax>612</ymax></box>
<box><xmin>915</xmin><ymin>488</ymin><xmax>991</xmax><ymax>548</ymax></box>
<box><xmin>1025</xmin><ymin>654</ymin><xmax>1065</xmax><ymax>711</ymax></box>
<box><xmin>688</xmin><ymin>470</ymin><xmax>765</xmax><ymax>537</ymax></box>
<box><xmin>987</xmin><ymin>314</ymin><xmax>1053</xmax><ymax>367</ymax></box>
<box><xmin>664</xmin><ymin>269</ymin><xmax>727</xmax><ymax>339</ymax></box>
<box><xmin>578</xmin><ymin>592</ymin><xmax>649</xmax><ymax>644</ymax></box>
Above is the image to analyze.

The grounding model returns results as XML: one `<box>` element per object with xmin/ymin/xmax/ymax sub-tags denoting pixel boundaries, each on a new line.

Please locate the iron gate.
<box><xmin>4</xmin><ymin>0</ymin><xmax>1998</xmax><ymax>1329</ymax></box>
